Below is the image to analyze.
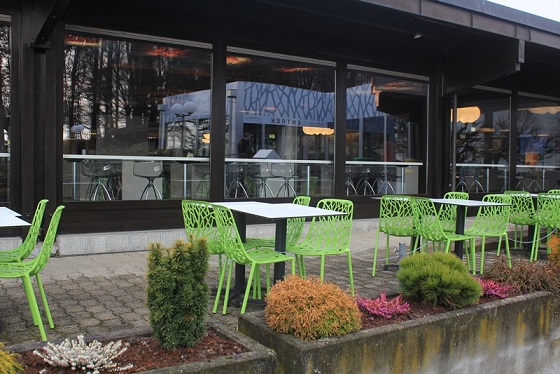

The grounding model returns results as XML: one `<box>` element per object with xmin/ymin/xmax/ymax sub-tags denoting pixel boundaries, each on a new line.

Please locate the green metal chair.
<box><xmin>245</xmin><ymin>196</ymin><xmax>311</xmax><ymax>248</ymax></box>
<box><xmin>212</xmin><ymin>204</ymin><xmax>295</xmax><ymax>314</ymax></box>
<box><xmin>0</xmin><ymin>199</ymin><xmax>48</xmax><ymax>263</ymax></box>
<box><xmin>503</xmin><ymin>190</ymin><xmax>536</xmax><ymax>252</ymax></box>
<box><xmin>531</xmin><ymin>193</ymin><xmax>560</xmax><ymax>261</ymax></box>
<box><xmin>411</xmin><ymin>197</ymin><xmax>475</xmax><ymax>261</ymax></box>
<box><xmin>182</xmin><ymin>199</ymin><xmax>225</xmax><ymax>271</ymax></box>
<box><xmin>373</xmin><ymin>195</ymin><xmax>418</xmax><ymax>276</ymax></box>
<box><xmin>438</xmin><ymin>191</ymin><xmax>469</xmax><ymax>233</ymax></box>
<box><xmin>464</xmin><ymin>194</ymin><xmax>512</xmax><ymax>274</ymax></box>
<box><xmin>548</xmin><ymin>189</ymin><xmax>560</xmax><ymax>194</ymax></box>
<box><xmin>285</xmin><ymin>198</ymin><xmax>355</xmax><ymax>295</ymax></box>
<box><xmin>0</xmin><ymin>205</ymin><xmax>64</xmax><ymax>341</ymax></box>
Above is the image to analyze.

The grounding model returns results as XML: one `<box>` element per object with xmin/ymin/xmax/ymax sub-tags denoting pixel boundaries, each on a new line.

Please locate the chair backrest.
<box><xmin>29</xmin><ymin>205</ymin><xmax>65</xmax><ymax>276</ymax></box>
<box><xmin>286</xmin><ymin>196</ymin><xmax>311</xmax><ymax>245</ymax></box>
<box><xmin>548</xmin><ymin>189</ymin><xmax>560</xmax><ymax>194</ymax></box>
<box><xmin>411</xmin><ymin>197</ymin><xmax>447</xmax><ymax>242</ymax></box>
<box><xmin>378</xmin><ymin>195</ymin><xmax>415</xmax><ymax>237</ymax></box>
<box><xmin>212</xmin><ymin>205</ymin><xmax>251</xmax><ymax>264</ymax></box>
<box><xmin>181</xmin><ymin>200</ymin><xmax>223</xmax><ymax>255</ymax></box>
<box><xmin>17</xmin><ymin>199</ymin><xmax>49</xmax><ymax>261</ymax></box>
<box><xmin>504</xmin><ymin>190</ymin><xmax>536</xmax><ymax>225</ymax></box>
<box><xmin>438</xmin><ymin>192</ymin><xmax>469</xmax><ymax>232</ymax></box>
<box><xmin>469</xmin><ymin>194</ymin><xmax>512</xmax><ymax>235</ymax></box>
<box><xmin>300</xmin><ymin>199</ymin><xmax>353</xmax><ymax>251</ymax></box>
<box><xmin>535</xmin><ymin>193</ymin><xmax>560</xmax><ymax>229</ymax></box>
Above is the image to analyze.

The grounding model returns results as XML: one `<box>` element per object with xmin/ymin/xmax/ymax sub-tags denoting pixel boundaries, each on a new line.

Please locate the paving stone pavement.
<box><xmin>0</xmin><ymin>220</ymin><xmax>535</xmax><ymax>347</ymax></box>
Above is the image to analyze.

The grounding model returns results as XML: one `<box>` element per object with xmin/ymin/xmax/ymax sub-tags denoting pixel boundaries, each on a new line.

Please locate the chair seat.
<box><xmin>243</xmin><ymin>248</ymin><xmax>294</xmax><ymax>264</ymax></box>
<box><xmin>0</xmin><ymin>260</ymin><xmax>35</xmax><ymax>277</ymax></box>
<box><xmin>288</xmin><ymin>244</ymin><xmax>349</xmax><ymax>256</ymax></box>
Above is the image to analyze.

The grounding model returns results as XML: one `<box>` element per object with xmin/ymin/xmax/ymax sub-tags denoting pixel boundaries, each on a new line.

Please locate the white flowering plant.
<box><xmin>33</xmin><ymin>335</ymin><xmax>132</xmax><ymax>373</ymax></box>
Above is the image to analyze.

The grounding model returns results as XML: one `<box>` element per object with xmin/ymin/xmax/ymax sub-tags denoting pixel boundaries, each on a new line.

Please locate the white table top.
<box><xmin>0</xmin><ymin>211</ymin><xmax>30</xmax><ymax>227</ymax></box>
<box><xmin>429</xmin><ymin>198</ymin><xmax>509</xmax><ymax>207</ymax></box>
<box><xmin>0</xmin><ymin>207</ymin><xmax>21</xmax><ymax>216</ymax></box>
<box><xmin>213</xmin><ymin>201</ymin><xmax>345</xmax><ymax>219</ymax></box>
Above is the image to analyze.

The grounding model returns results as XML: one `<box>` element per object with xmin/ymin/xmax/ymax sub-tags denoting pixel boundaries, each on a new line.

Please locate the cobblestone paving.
<box><xmin>0</xmin><ymin>222</ymin><xmax>536</xmax><ymax>347</ymax></box>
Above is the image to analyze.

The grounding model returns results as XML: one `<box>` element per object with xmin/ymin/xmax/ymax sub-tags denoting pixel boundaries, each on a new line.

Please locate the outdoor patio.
<box><xmin>0</xmin><ymin>219</ymin><xmax>536</xmax><ymax>347</ymax></box>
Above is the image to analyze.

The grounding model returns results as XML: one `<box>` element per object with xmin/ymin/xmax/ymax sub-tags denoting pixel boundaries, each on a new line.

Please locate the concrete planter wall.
<box><xmin>239</xmin><ymin>292</ymin><xmax>560</xmax><ymax>374</ymax></box>
<box><xmin>10</xmin><ymin>320</ymin><xmax>276</xmax><ymax>373</ymax></box>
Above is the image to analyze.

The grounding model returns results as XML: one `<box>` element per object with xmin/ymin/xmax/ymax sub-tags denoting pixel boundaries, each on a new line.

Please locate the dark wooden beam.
<box><xmin>30</xmin><ymin>0</ymin><xmax>71</xmax><ymax>48</ymax></box>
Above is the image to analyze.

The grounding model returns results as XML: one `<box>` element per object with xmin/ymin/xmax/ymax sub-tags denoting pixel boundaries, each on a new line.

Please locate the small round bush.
<box><xmin>264</xmin><ymin>275</ymin><xmax>362</xmax><ymax>341</ymax></box>
<box><xmin>397</xmin><ymin>252</ymin><xmax>481</xmax><ymax>309</ymax></box>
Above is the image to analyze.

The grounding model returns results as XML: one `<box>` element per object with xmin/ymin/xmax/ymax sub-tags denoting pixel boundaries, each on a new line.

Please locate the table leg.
<box><xmin>454</xmin><ymin>206</ymin><xmax>467</xmax><ymax>259</ymax></box>
<box><xmin>273</xmin><ymin>219</ymin><xmax>287</xmax><ymax>283</ymax></box>
<box><xmin>232</xmin><ymin>212</ymin><xmax>246</xmax><ymax>297</ymax></box>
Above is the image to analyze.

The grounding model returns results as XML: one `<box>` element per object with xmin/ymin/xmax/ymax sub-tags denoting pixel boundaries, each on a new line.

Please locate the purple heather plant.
<box><xmin>356</xmin><ymin>293</ymin><xmax>410</xmax><ymax>319</ymax></box>
<box><xmin>477</xmin><ymin>278</ymin><xmax>510</xmax><ymax>299</ymax></box>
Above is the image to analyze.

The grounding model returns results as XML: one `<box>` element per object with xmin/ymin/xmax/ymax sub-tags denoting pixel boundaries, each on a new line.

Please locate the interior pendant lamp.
<box><xmin>302</xmin><ymin>127</ymin><xmax>335</xmax><ymax>136</ymax></box>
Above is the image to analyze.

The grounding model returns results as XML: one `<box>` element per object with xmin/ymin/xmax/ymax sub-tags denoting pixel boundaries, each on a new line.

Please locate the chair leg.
<box><xmin>21</xmin><ymin>276</ymin><xmax>40</xmax><ymax>326</ymax></box>
<box><xmin>503</xmin><ymin>234</ymin><xmax>512</xmax><ymax>268</ymax></box>
<box><xmin>471</xmin><ymin>239</ymin><xmax>477</xmax><ymax>276</ymax></box>
<box><xmin>35</xmin><ymin>274</ymin><xmax>54</xmax><ymax>329</ymax></box>
<box><xmin>241</xmin><ymin>263</ymin><xmax>257</xmax><ymax>314</ymax></box>
<box><xmin>265</xmin><ymin>264</ymin><xmax>271</xmax><ymax>294</ymax></box>
<box><xmin>372</xmin><ymin>230</ymin><xmax>381</xmax><ymax>276</ymax></box>
<box><xmin>319</xmin><ymin>256</ymin><xmax>325</xmax><ymax>282</ymax></box>
<box><xmin>347</xmin><ymin>252</ymin><xmax>355</xmax><ymax>296</ymax></box>
<box><xmin>479</xmin><ymin>236</ymin><xmax>486</xmax><ymax>274</ymax></box>
<box><xmin>213</xmin><ymin>257</ymin><xmax>228</xmax><ymax>313</ymax></box>
<box><xmin>221</xmin><ymin>261</ymin><xmax>235</xmax><ymax>315</ymax></box>
<box><xmin>531</xmin><ymin>223</ymin><xmax>541</xmax><ymax>262</ymax></box>
<box><xmin>22</xmin><ymin>275</ymin><xmax>47</xmax><ymax>341</ymax></box>
<box><xmin>385</xmin><ymin>235</ymin><xmax>390</xmax><ymax>265</ymax></box>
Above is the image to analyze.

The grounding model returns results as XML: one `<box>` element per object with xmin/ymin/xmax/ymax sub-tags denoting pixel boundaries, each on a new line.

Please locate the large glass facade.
<box><xmin>224</xmin><ymin>51</ymin><xmax>335</xmax><ymax>198</ymax></box>
<box><xmin>452</xmin><ymin>90</ymin><xmax>560</xmax><ymax>193</ymax></box>
<box><xmin>62</xmin><ymin>33</ymin><xmax>212</xmax><ymax>201</ymax></box>
<box><xmin>345</xmin><ymin>69</ymin><xmax>427</xmax><ymax>195</ymax></box>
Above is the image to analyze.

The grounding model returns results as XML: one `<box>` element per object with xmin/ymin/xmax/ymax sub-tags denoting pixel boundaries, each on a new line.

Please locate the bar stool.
<box><xmin>81</xmin><ymin>160</ymin><xmax>118</xmax><ymax>201</ymax></box>
<box><xmin>355</xmin><ymin>166</ymin><xmax>375</xmax><ymax>195</ymax></box>
<box><xmin>194</xmin><ymin>163</ymin><xmax>210</xmax><ymax>199</ymax></box>
<box><xmin>251</xmin><ymin>163</ymin><xmax>275</xmax><ymax>198</ymax></box>
<box><xmin>345</xmin><ymin>166</ymin><xmax>358</xmax><ymax>195</ymax></box>
<box><xmin>225</xmin><ymin>163</ymin><xmax>248</xmax><ymax>198</ymax></box>
<box><xmin>133</xmin><ymin>161</ymin><xmax>164</xmax><ymax>199</ymax></box>
<box><xmin>271</xmin><ymin>163</ymin><xmax>297</xmax><ymax>197</ymax></box>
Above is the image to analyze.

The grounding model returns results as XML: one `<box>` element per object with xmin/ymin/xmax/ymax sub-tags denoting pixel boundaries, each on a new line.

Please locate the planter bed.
<box><xmin>239</xmin><ymin>292</ymin><xmax>560</xmax><ymax>374</ymax></box>
<box><xmin>10</xmin><ymin>319</ymin><xmax>276</xmax><ymax>373</ymax></box>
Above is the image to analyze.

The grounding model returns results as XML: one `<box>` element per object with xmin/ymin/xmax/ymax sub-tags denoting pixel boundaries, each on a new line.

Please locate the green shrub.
<box><xmin>264</xmin><ymin>275</ymin><xmax>362</xmax><ymax>341</ymax></box>
<box><xmin>397</xmin><ymin>252</ymin><xmax>481</xmax><ymax>309</ymax></box>
<box><xmin>0</xmin><ymin>342</ymin><xmax>23</xmax><ymax>374</ymax></box>
<box><xmin>146</xmin><ymin>236</ymin><xmax>209</xmax><ymax>349</ymax></box>
<box><xmin>483</xmin><ymin>256</ymin><xmax>560</xmax><ymax>294</ymax></box>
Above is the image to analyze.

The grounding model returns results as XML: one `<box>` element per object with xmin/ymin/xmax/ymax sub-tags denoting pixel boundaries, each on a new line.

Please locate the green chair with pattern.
<box><xmin>0</xmin><ymin>199</ymin><xmax>48</xmax><ymax>263</ymax></box>
<box><xmin>548</xmin><ymin>189</ymin><xmax>560</xmax><ymax>194</ymax></box>
<box><xmin>531</xmin><ymin>193</ymin><xmax>560</xmax><ymax>261</ymax></box>
<box><xmin>285</xmin><ymin>198</ymin><xmax>355</xmax><ymax>295</ymax></box>
<box><xmin>504</xmin><ymin>191</ymin><xmax>536</xmax><ymax>252</ymax></box>
<box><xmin>245</xmin><ymin>196</ymin><xmax>311</xmax><ymax>248</ymax></box>
<box><xmin>464</xmin><ymin>194</ymin><xmax>512</xmax><ymax>274</ymax></box>
<box><xmin>373</xmin><ymin>195</ymin><xmax>419</xmax><ymax>276</ymax></box>
<box><xmin>0</xmin><ymin>205</ymin><xmax>64</xmax><ymax>341</ymax></box>
<box><xmin>212</xmin><ymin>204</ymin><xmax>295</xmax><ymax>314</ymax></box>
<box><xmin>438</xmin><ymin>192</ymin><xmax>469</xmax><ymax>233</ymax></box>
<box><xmin>411</xmin><ymin>197</ymin><xmax>475</xmax><ymax>262</ymax></box>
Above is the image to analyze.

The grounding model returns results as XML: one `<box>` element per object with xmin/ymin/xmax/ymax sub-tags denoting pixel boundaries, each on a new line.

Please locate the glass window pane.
<box><xmin>0</xmin><ymin>25</ymin><xmax>9</xmax><ymax>203</ymax></box>
<box><xmin>62</xmin><ymin>33</ymin><xmax>211</xmax><ymax>201</ymax></box>
<box><xmin>224</xmin><ymin>52</ymin><xmax>335</xmax><ymax>198</ymax></box>
<box><xmin>346</xmin><ymin>70</ymin><xmax>427</xmax><ymax>195</ymax></box>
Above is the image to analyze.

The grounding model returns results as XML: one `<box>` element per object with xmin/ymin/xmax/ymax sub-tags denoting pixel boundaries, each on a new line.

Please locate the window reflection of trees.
<box><xmin>63</xmin><ymin>34</ymin><xmax>211</xmax><ymax>155</ymax></box>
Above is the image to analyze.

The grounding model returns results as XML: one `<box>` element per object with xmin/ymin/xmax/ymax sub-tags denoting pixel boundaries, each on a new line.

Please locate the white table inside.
<box><xmin>430</xmin><ymin>198</ymin><xmax>509</xmax><ymax>259</ymax></box>
<box><xmin>213</xmin><ymin>201</ymin><xmax>345</xmax><ymax>286</ymax></box>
